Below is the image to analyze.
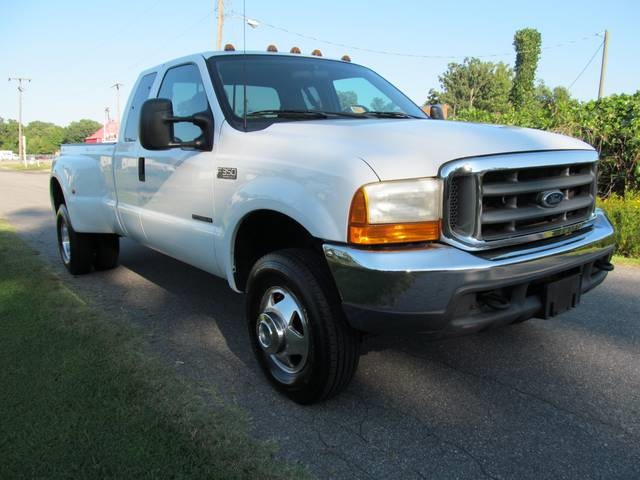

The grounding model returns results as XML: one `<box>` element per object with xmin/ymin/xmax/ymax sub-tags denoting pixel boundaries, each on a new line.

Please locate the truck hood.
<box><xmin>263</xmin><ymin>118</ymin><xmax>594</xmax><ymax>180</ymax></box>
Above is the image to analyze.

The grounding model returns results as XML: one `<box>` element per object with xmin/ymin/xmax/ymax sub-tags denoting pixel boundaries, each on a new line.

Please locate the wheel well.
<box><xmin>50</xmin><ymin>178</ymin><xmax>65</xmax><ymax>212</ymax></box>
<box><xmin>234</xmin><ymin>210</ymin><xmax>318</xmax><ymax>292</ymax></box>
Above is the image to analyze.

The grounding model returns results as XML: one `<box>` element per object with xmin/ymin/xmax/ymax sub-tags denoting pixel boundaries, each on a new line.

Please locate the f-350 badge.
<box><xmin>217</xmin><ymin>167</ymin><xmax>237</xmax><ymax>180</ymax></box>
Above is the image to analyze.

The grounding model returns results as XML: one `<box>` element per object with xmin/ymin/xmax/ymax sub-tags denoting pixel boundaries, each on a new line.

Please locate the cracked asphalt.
<box><xmin>1</xmin><ymin>170</ymin><xmax>639</xmax><ymax>479</ymax></box>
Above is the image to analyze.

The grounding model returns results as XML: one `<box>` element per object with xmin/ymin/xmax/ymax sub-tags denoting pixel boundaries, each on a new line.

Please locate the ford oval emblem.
<box><xmin>538</xmin><ymin>190</ymin><xmax>564</xmax><ymax>208</ymax></box>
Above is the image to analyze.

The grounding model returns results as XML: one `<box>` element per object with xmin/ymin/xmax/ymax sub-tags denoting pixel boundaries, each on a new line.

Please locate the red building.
<box><xmin>85</xmin><ymin>120</ymin><xmax>119</xmax><ymax>143</ymax></box>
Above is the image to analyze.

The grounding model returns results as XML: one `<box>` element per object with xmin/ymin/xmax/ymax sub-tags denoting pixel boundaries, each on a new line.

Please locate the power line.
<box><xmin>228</xmin><ymin>10</ymin><xmax>601</xmax><ymax>60</ymax></box>
<box><xmin>568</xmin><ymin>40</ymin><xmax>604</xmax><ymax>91</ymax></box>
<box><xmin>125</xmin><ymin>9</ymin><xmax>216</xmax><ymax>71</ymax></box>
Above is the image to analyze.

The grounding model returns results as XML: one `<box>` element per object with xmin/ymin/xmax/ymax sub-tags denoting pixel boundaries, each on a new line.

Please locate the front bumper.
<box><xmin>323</xmin><ymin>210</ymin><xmax>615</xmax><ymax>335</ymax></box>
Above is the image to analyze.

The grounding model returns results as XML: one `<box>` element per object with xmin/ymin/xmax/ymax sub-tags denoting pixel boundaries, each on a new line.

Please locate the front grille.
<box><xmin>445</xmin><ymin>155</ymin><xmax>597</xmax><ymax>247</ymax></box>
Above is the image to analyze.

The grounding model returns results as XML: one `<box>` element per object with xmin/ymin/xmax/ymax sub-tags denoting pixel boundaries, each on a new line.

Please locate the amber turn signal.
<box><xmin>348</xmin><ymin>187</ymin><xmax>441</xmax><ymax>245</ymax></box>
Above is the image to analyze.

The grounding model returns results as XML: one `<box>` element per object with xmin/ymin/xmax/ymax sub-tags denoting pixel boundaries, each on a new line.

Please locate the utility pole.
<box><xmin>103</xmin><ymin>107</ymin><xmax>111</xmax><ymax>143</ymax></box>
<box><xmin>8</xmin><ymin>76</ymin><xmax>31</xmax><ymax>167</ymax></box>
<box><xmin>111</xmin><ymin>82</ymin><xmax>124</xmax><ymax>124</ymax></box>
<box><xmin>216</xmin><ymin>0</ymin><xmax>224</xmax><ymax>50</ymax></box>
<box><xmin>598</xmin><ymin>30</ymin><xmax>609</xmax><ymax>100</ymax></box>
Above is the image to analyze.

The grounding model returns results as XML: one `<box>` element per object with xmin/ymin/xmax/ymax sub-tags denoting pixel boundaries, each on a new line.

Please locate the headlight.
<box><xmin>348</xmin><ymin>178</ymin><xmax>442</xmax><ymax>245</ymax></box>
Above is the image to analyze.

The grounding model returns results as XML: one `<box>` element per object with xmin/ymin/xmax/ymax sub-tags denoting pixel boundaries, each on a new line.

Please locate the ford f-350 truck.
<box><xmin>51</xmin><ymin>51</ymin><xmax>615</xmax><ymax>404</ymax></box>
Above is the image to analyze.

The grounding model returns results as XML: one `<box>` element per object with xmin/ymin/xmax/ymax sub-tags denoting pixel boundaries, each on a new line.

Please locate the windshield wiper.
<box><xmin>363</xmin><ymin>111</ymin><xmax>421</xmax><ymax>119</ymax></box>
<box><xmin>246</xmin><ymin>109</ymin><xmax>371</xmax><ymax>120</ymax></box>
<box><xmin>246</xmin><ymin>109</ymin><xmax>328</xmax><ymax>119</ymax></box>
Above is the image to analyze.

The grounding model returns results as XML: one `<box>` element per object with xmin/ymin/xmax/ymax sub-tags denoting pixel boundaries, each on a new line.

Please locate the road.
<box><xmin>1</xmin><ymin>169</ymin><xmax>639</xmax><ymax>479</ymax></box>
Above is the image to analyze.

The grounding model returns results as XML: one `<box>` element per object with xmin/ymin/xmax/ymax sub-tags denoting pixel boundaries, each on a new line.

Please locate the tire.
<box><xmin>94</xmin><ymin>234</ymin><xmax>119</xmax><ymax>271</ymax></box>
<box><xmin>246</xmin><ymin>248</ymin><xmax>360</xmax><ymax>404</ymax></box>
<box><xmin>56</xmin><ymin>204</ymin><xmax>93</xmax><ymax>275</ymax></box>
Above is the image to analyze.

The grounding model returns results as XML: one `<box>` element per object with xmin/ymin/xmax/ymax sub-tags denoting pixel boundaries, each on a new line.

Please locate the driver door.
<box><xmin>137</xmin><ymin>62</ymin><xmax>218</xmax><ymax>273</ymax></box>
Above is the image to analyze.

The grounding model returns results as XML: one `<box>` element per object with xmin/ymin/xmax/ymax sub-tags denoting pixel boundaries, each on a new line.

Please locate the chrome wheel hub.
<box><xmin>60</xmin><ymin>220</ymin><xmax>71</xmax><ymax>263</ymax></box>
<box><xmin>257</xmin><ymin>313</ymin><xmax>286</xmax><ymax>354</ymax></box>
<box><xmin>257</xmin><ymin>286</ymin><xmax>310</xmax><ymax>380</ymax></box>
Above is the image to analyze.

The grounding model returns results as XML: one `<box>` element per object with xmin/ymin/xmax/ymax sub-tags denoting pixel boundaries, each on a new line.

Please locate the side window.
<box><xmin>124</xmin><ymin>72</ymin><xmax>157</xmax><ymax>142</ymax></box>
<box><xmin>223</xmin><ymin>85</ymin><xmax>281</xmax><ymax>115</ymax></box>
<box><xmin>158</xmin><ymin>64</ymin><xmax>210</xmax><ymax>142</ymax></box>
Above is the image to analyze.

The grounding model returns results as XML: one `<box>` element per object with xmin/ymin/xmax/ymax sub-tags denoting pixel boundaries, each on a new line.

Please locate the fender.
<box><xmin>218</xmin><ymin>173</ymin><xmax>373</xmax><ymax>292</ymax></box>
<box><xmin>51</xmin><ymin>147</ymin><xmax>120</xmax><ymax>234</ymax></box>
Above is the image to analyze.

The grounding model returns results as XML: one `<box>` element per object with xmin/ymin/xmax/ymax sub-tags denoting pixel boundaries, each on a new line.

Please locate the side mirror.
<box><xmin>139</xmin><ymin>98</ymin><xmax>213</xmax><ymax>151</ymax></box>
<box><xmin>429</xmin><ymin>104</ymin><xmax>446</xmax><ymax>120</ymax></box>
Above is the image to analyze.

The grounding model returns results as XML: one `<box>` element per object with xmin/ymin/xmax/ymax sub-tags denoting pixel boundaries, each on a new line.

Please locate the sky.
<box><xmin>1</xmin><ymin>0</ymin><xmax>638</xmax><ymax>126</ymax></box>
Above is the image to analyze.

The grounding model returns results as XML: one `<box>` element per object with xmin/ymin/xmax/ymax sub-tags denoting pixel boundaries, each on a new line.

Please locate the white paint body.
<box><xmin>51</xmin><ymin>52</ymin><xmax>595</xmax><ymax>291</ymax></box>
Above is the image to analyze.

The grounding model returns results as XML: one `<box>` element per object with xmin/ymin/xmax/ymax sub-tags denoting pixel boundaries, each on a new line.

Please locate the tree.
<box><xmin>337</xmin><ymin>90</ymin><xmax>358</xmax><ymax>110</ymax></box>
<box><xmin>369</xmin><ymin>97</ymin><xmax>395</xmax><ymax>112</ymax></box>
<box><xmin>24</xmin><ymin>121</ymin><xmax>65</xmax><ymax>154</ymax></box>
<box><xmin>0</xmin><ymin>118</ymin><xmax>20</xmax><ymax>152</ymax></box>
<box><xmin>63</xmin><ymin>119</ymin><xmax>102</xmax><ymax>144</ymax></box>
<box><xmin>427</xmin><ymin>57</ymin><xmax>513</xmax><ymax>115</ymax></box>
<box><xmin>511</xmin><ymin>28</ymin><xmax>542</xmax><ymax>109</ymax></box>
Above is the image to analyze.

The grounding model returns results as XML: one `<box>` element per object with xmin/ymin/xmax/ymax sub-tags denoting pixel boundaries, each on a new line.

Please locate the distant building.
<box><xmin>0</xmin><ymin>150</ymin><xmax>17</xmax><ymax>161</ymax></box>
<box><xmin>85</xmin><ymin>120</ymin><xmax>119</xmax><ymax>143</ymax></box>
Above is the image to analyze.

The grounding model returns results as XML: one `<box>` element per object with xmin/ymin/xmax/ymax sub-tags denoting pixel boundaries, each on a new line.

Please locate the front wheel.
<box><xmin>247</xmin><ymin>249</ymin><xmax>360</xmax><ymax>404</ymax></box>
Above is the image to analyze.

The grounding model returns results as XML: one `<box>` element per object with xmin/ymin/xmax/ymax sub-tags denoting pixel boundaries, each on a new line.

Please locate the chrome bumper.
<box><xmin>323</xmin><ymin>210</ymin><xmax>615</xmax><ymax>335</ymax></box>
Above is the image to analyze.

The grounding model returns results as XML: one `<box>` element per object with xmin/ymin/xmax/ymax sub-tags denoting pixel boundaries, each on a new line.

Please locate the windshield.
<box><xmin>207</xmin><ymin>54</ymin><xmax>427</xmax><ymax>129</ymax></box>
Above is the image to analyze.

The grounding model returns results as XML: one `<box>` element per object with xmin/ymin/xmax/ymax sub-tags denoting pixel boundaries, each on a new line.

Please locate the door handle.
<box><xmin>138</xmin><ymin>157</ymin><xmax>145</xmax><ymax>182</ymax></box>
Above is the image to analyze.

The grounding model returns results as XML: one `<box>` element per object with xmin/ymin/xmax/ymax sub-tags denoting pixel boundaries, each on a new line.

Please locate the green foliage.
<box><xmin>0</xmin><ymin>118</ymin><xmax>20</xmax><ymax>152</ymax></box>
<box><xmin>598</xmin><ymin>191</ymin><xmax>640</xmax><ymax>258</ymax></box>
<box><xmin>570</xmin><ymin>93</ymin><xmax>640</xmax><ymax>195</ymax></box>
<box><xmin>453</xmin><ymin>92</ymin><xmax>640</xmax><ymax>195</ymax></box>
<box><xmin>428</xmin><ymin>57</ymin><xmax>513</xmax><ymax>115</ymax></box>
<box><xmin>24</xmin><ymin>121</ymin><xmax>65</xmax><ymax>154</ymax></box>
<box><xmin>0</xmin><ymin>117</ymin><xmax>102</xmax><ymax>155</ymax></box>
<box><xmin>62</xmin><ymin>119</ymin><xmax>102</xmax><ymax>144</ymax></box>
<box><xmin>511</xmin><ymin>28</ymin><xmax>542</xmax><ymax>108</ymax></box>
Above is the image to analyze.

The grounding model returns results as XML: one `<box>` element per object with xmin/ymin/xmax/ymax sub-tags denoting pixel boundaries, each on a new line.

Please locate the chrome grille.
<box><xmin>442</xmin><ymin>151</ymin><xmax>599</xmax><ymax>250</ymax></box>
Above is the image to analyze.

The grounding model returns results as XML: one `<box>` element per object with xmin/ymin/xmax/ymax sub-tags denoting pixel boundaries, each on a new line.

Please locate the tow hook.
<box><xmin>479</xmin><ymin>292</ymin><xmax>511</xmax><ymax>311</ymax></box>
<box><xmin>594</xmin><ymin>259</ymin><xmax>615</xmax><ymax>272</ymax></box>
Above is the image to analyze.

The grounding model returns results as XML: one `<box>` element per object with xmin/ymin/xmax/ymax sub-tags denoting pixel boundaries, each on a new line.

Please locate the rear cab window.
<box><xmin>123</xmin><ymin>72</ymin><xmax>157</xmax><ymax>142</ymax></box>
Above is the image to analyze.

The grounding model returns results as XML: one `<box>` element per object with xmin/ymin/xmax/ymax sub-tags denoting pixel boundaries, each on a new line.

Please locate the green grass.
<box><xmin>0</xmin><ymin>220</ymin><xmax>307</xmax><ymax>479</ymax></box>
<box><xmin>612</xmin><ymin>255</ymin><xmax>640</xmax><ymax>267</ymax></box>
<box><xmin>0</xmin><ymin>161</ymin><xmax>51</xmax><ymax>171</ymax></box>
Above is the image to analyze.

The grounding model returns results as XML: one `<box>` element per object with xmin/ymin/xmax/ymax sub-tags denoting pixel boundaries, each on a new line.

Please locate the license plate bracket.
<box><xmin>540</xmin><ymin>273</ymin><xmax>582</xmax><ymax>318</ymax></box>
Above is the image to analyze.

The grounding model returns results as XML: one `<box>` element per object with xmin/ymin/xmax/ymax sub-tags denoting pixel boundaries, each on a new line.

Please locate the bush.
<box><xmin>453</xmin><ymin>91</ymin><xmax>640</xmax><ymax>196</ymax></box>
<box><xmin>598</xmin><ymin>191</ymin><xmax>640</xmax><ymax>258</ymax></box>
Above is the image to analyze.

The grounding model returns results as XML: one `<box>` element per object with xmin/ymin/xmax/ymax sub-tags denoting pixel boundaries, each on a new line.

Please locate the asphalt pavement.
<box><xmin>1</xmin><ymin>169</ymin><xmax>639</xmax><ymax>479</ymax></box>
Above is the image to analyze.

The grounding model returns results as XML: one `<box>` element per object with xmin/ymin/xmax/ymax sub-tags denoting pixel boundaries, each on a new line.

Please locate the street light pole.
<box><xmin>8</xmin><ymin>76</ymin><xmax>31</xmax><ymax>167</ymax></box>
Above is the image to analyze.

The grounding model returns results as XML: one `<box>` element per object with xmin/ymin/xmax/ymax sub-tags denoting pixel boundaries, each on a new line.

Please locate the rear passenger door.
<box><xmin>136</xmin><ymin>62</ymin><xmax>218</xmax><ymax>273</ymax></box>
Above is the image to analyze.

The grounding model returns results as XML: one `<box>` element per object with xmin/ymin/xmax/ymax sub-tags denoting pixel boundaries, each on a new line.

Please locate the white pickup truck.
<box><xmin>51</xmin><ymin>50</ymin><xmax>615</xmax><ymax>404</ymax></box>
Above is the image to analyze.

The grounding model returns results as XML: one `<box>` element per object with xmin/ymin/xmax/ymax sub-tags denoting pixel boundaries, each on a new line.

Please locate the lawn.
<box><xmin>0</xmin><ymin>161</ymin><xmax>51</xmax><ymax>171</ymax></box>
<box><xmin>0</xmin><ymin>220</ymin><xmax>306</xmax><ymax>479</ymax></box>
<box><xmin>612</xmin><ymin>255</ymin><xmax>640</xmax><ymax>267</ymax></box>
